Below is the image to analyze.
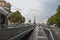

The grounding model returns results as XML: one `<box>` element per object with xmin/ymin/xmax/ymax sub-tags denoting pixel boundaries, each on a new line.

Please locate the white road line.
<box><xmin>33</xmin><ymin>26</ymin><xmax>48</xmax><ymax>40</ymax></box>
<box><xmin>37</xmin><ymin>36</ymin><xmax>45</xmax><ymax>38</ymax></box>
<box><xmin>32</xmin><ymin>26</ymin><xmax>48</xmax><ymax>40</ymax></box>
<box><xmin>36</xmin><ymin>26</ymin><xmax>38</xmax><ymax>40</ymax></box>
<box><xmin>38</xmin><ymin>26</ymin><xmax>48</xmax><ymax>40</ymax></box>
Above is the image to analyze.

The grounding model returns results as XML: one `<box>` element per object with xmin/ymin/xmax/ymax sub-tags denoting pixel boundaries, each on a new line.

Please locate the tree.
<box><xmin>47</xmin><ymin>5</ymin><xmax>60</xmax><ymax>26</ymax></box>
<box><xmin>10</xmin><ymin>10</ymin><xmax>25</xmax><ymax>23</ymax></box>
<box><xmin>20</xmin><ymin>16</ymin><xmax>25</xmax><ymax>23</ymax></box>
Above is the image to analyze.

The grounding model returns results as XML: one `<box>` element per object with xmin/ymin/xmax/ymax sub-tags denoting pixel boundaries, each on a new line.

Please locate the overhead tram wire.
<box><xmin>6</xmin><ymin>0</ymin><xmax>23</xmax><ymax>12</ymax></box>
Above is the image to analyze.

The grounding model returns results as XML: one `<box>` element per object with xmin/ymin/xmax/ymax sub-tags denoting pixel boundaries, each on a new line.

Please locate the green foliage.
<box><xmin>20</xmin><ymin>16</ymin><xmax>25</xmax><ymax>23</ymax></box>
<box><xmin>47</xmin><ymin>5</ymin><xmax>60</xmax><ymax>26</ymax></box>
<box><xmin>10</xmin><ymin>10</ymin><xmax>25</xmax><ymax>23</ymax></box>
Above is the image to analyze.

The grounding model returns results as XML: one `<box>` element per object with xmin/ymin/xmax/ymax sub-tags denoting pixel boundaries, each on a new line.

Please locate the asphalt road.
<box><xmin>0</xmin><ymin>24</ymin><xmax>59</xmax><ymax>40</ymax></box>
<box><xmin>21</xmin><ymin>26</ymin><xmax>54</xmax><ymax>40</ymax></box>
<box><xmin>23</xmin><ymin>26</ymin><xmax>48</xmax><ymax>40</ymax></box>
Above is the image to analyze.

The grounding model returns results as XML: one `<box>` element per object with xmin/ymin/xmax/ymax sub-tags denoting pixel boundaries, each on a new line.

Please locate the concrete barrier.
<box><xmin>8</xmin><ymin>27</ymin><xmax>35</xmax><ymax>40</ymax></box>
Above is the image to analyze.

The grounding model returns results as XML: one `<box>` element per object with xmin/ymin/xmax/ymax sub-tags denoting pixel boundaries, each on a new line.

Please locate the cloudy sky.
<box><xmin>6</xmin><ymin>0</ymin><xmax>60</xmax><ymax>23</ymax></box>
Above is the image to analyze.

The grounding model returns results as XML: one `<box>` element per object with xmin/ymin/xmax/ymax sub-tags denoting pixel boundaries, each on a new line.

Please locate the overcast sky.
<box><xmin>6</xmin><ymin>0</ymin><xmax>60</xmax><ymax>23</ymax></box>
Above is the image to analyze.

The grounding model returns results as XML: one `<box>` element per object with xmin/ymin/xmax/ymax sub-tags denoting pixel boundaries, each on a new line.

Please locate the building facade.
<box><xmin>0</xmin><ymin>0</ymin><xmax>11</xmax><ymax>28</ymax></box>
<box><xmin>0</xmin><ymin>0</ymin><xmax>11</xmax><ymax>12</ymax></box>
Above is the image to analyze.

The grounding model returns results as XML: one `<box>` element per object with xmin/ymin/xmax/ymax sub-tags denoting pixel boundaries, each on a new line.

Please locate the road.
<box><xmin>27</xmin><ymin>26</ymin><xmax>48</xmax><ymax>40</ymax></box>
<box><xmin>26</xmin><ymin>25</ymin><xmax>58</xmax><ymax>40</ymax></box>
<box><xmin>0</xmin><ymin>24</ymin><xmax>59</xmax><ymax>40</ymax></box>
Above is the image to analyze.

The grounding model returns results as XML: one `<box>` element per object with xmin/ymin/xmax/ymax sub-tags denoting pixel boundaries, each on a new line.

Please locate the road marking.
<box><xmin>33</xmin><ymin>26</ymin><xmax>48</xmax><ymax>40</ymax></box>
<box><xmin>37</xmin><ymin>36</ymin><xmax>45</xmax><ymax>38</ymax></box>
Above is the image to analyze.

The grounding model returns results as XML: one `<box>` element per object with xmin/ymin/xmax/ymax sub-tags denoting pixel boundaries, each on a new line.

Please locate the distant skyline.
<box><xmin>6</xmin><ymin>0</ymin><xmax>60</xmax><ymax>23</ymax></box>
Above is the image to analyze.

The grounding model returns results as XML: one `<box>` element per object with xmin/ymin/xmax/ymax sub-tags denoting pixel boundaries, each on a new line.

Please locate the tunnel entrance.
<box><xmin>0</xmin><ymin>13</ymin><xmax>7</xmax><ymax>29</ymax></box>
